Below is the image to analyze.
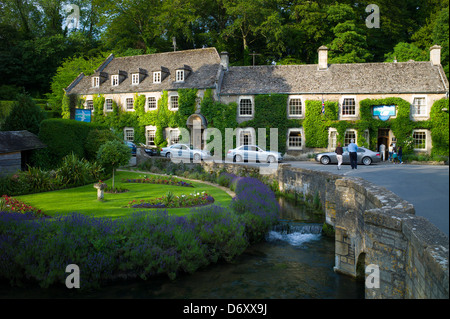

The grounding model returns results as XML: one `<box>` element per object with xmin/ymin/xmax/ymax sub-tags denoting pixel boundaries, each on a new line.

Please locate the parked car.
<box><xmin>139</xmin><ymin>143</ymin><xmax>159</xmax><ymax>156</ymax></box>
<box><xmin>315</xmin><ymin>146</ymin><xmax>381</xmax><ymax>165</ymax></box>
<box><xmin>160</xmin><ymin>144</ymin><xmax>211</xmax><ymax>161</ymax></box>
<box><xmin>226</xmin><ymin>145</ymin><xmax>283</xmax><ymax>163</ymax></box>
<box><xmin>124</xmin><ymin>141</ymin><xmax>136</xmax><ymax>156</ymax></box>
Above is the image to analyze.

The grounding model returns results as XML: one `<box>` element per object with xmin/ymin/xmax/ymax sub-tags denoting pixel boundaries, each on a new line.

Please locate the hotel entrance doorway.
<box><xmin>377</xmin><ymin>128</ymin><xmax>389</xmax><ymax>160</ymax></box>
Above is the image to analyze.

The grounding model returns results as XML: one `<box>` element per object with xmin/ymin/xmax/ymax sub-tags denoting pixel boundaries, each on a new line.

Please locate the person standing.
<box><xmin>348</xmin><ymin>139</ymin><xmax>358</xmax><ymax>169</ymax></box>
<box><xmin>379</xmin><ymin>143</ymin><xmax>386</xmax><ymax>162</ymax></box>
<box><xmin>335</xmin><ymin>142</ymin><xmax>344</xmax><ymax>170</ymax></box>
<box><xmin>388</xmin><ymin>143</ymin><xmax>394</xmax><ymax>162</ymax></box>
<box><xmin>397</xmin><ymin>145</ymin><xmax>403</xmax><ymax>164</ymax></box>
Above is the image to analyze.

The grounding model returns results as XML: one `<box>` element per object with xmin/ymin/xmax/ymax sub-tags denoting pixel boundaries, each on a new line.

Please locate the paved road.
<box><xmin>284</xmin><ymin>160</ymin><xmax>449</xmax><ymax>236</ymax></box>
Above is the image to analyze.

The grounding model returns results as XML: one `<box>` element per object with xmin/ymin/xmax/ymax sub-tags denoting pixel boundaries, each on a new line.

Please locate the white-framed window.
<box><xmin>363</xmin><ymin>129</ymin><xmax>370</xmax><ymax>146</ymax></box>
<box><xmin>126</xmin><ymin>98</ymin><xmax>134</xmax><ymax>110</ymax></box>
<box><xmin>111</xmin><ymin>75</ymin><xmax>119</xmax><ymax>86</ymax></box>
<box><xmin>86</xmin><ymin>100</ymin><xmax>93</xmax><ymax>110</ymax></box>
<box><xmin>237</xmin><ymin>128</ymin><xmax>255</xmax><ymax>147</ymax></box>
<box><xmin>341</xmin><ymin>96</ymin><xmax>356</xmax><ymax>116</ymax></box>
<box><xmin>105</xmin><ymin>99</ymin><xmax>113</xmax><ymax>111</ymax></box>
<box><xmin>153</xmin><ymin>71</ymin><xmax>161</xmax><ymax>83</ymax></box>
<box><xmin>170</xmin><ymin>129</ymin><xmax>180</xmax><ymax>145</ymax></box>
<box><xmin>288</xmin><ymin>96</ymin><xmax>303</xmax><ymax>117</ymax></box>
<box><xmin>132</xmin><ymin>73</ymin><xmax>140</xmax><ymax>85</ymax></box>
<box><xmin>124</xmin><ymin>127</ymin><xmax>134</xmax><ymax>141</ymax></box>
<box><xmin>169</xmin><ymin>95</ymin><xmax>179</xmax><ymax>110</ymax></box>
<box><xmin>239</xmin><ymin>97</ymin><xmax>253</xmax><ymax>117</ymax></box>
<box><xmin>176</xmin><ymin>70</ymin><xmax>184</xmax><ymax>82</ymax></box>
<box><xmin>287</xmin><ymin>128</ymin><xmax>303</xmax><ymax>150</ymax></box>
<box><xmin>412</xmin><ymin>130</ymin><xmax>427</xmax><ymax>150</ymax></box>
<box><xmin>344</xmin><ymin>129</ymin><xmax>357</xmax><ymax>146</ymax></box>
<box><xmin>146</xmin><ymin>128</ymin><xmax>156</xmax><ymax>146</ymax></box>
<box><xmin>92</xmin><ymin>77</ymin><xmax>100</xmax><ymax>88</ymax></box>
<box><xmin>411</xmin><ymin>96</ymin><xmax>427</xmax><ymax>116</ymax></box>
<box><xmin>147</xmin><ymin>97</ymin><xmax>157</xmax><ymax>110</ymax></box>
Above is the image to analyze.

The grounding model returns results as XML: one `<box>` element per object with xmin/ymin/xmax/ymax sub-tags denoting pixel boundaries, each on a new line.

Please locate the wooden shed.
<box><xmin>0</xmin><ymin>131</ymin><xmax>47</xmax><ymax>176</ymax></box>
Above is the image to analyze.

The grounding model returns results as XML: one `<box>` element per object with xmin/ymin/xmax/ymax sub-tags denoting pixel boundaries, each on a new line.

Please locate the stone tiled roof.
<box><xmin>219</xmin><ymin>61</ymin><xmax>449</xmax><ymax>95</ymax></box>
<box><xmin>67</xmin><ymin>48</ymin><xmax>222</xmax><ymax>94</ymax></box>
<box><xmin>0</xmin><ymin>131</ymin><xmax>46</xmax><ymax>154</ymax></box>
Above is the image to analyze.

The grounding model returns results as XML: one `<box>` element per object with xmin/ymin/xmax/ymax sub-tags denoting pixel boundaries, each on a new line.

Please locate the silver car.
<box><xmin>226</xmin><ymin>145</ymin><xmax>283</xmax><ymax>163</ymax></box>
<box><xmin>315</xmin><ymin>147</ymin><xmax>381</xmax><ymax>166</ymax></box>
<box><xmin>160</xmin><ymin>144</ymin><xmax>211</xmax><ymax>161</ymax></box>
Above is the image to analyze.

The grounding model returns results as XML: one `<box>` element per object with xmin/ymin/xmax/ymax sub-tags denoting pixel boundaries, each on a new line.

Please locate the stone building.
<box><xmin>65</xmin><ymin>45</ymin><xmax>449</xmax><ymax>156</ymax></box>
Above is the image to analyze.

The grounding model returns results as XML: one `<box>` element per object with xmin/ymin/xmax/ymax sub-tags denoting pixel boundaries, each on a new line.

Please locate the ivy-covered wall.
<box><xmin>72</xmin><ymin>90</ymin><xmax>448</xmax><ymax>157</ymax></box>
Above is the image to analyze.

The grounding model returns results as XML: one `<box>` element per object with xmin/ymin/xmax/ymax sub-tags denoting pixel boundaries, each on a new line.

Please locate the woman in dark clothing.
<box><xmin>397</xmin><ymin>146</ymin><xmax>403</xmax><ymax>164</ymax></box>
<box><xmin>335</xmin><ymin>142</ymin><xmax>344</xmax><ymax>170</ymax></box>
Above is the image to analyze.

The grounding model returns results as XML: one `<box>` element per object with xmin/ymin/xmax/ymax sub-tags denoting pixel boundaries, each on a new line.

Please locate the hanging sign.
<box><xmin>75</xmin><ymin>109</ymin><xmax>91</xmax><ymax>122</ymax></box>
<box><xmin>373</xmin><ymin>105</ymin><xmax>396</xmax><ymax>121</ymax></box>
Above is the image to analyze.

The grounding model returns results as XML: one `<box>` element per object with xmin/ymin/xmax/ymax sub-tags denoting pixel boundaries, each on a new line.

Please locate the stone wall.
<box><xmin>201</xmin><ymin>161</ymin><xmax>449</xmax><ymax>299</ymax></box>
<box><xmin>135</xmin><ymin>153</ymin><xmax>449</xmax><ymax>299</ymax></box>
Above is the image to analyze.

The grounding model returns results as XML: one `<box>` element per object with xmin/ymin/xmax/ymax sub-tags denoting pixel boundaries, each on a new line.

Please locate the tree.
<box><xmin>1</xmin><ymin>94</ymin><xmax>47</xmax><ymax>134</ymax></box>
<box><xmin>326</xmin><ymin>3</ymin><xmax>372</xmax><ymax>63</ymax></box>
<box><xmin>46</xmin><ymin>53</ymin><xmax>109</xmax><ymax>113</ymax></box>
<box><xmin>384</xmin><ymin>42</ymin><xmax>427</xmax><ymax>62</ymax></box>
<box><xmin>96</xmin><ymin>140</ymin><xmax>131</xmax><ymax>189</ymax></box>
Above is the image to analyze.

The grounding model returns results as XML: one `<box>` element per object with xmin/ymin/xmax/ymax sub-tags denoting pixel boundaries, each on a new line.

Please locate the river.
<box><xmin>0</xmin><ymin>197</ymin><xmax>364</xmax><ymax>299</ymax></box>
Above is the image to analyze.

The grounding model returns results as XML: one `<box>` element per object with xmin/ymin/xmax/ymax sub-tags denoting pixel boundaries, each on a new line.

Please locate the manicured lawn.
<box><xmin>16</xmin><ymin>171</ymin><xmax>232</xmax><ymax>219</ymax></box>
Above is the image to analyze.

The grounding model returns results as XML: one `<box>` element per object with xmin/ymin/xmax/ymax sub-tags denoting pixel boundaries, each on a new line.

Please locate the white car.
<box><xmin>226</xmin><ymin>145</ymin><xmax>283</xmax><ymax>163</ymax></box>
<box><xmin>160</xmin><ymin>144</ymin><xmax>211</xmax><ymax>161</ymax></box>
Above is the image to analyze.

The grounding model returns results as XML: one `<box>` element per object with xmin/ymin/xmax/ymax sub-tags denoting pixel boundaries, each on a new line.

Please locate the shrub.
<box><xmin>118</xmin><ymin>210</ymin><xmax>209</xmax><ymax>280</ymax></box>
<box><xmin>189</xmin><ymin>205</ymin><xmax>248</xmax><ymax>263</ymax></box>
<box><xmin>57</xmin><ymin>153</ymin><xmax>103</xmax><ymax>187</ymax></box>
<box><xmin>96</xmin><ymin>140</ymin><xmax>131</xmax><ymax>188</ymax></box>
<box><xmin>1</xmin><ymin>95</ymin><xmax>46</xmax><ymax>135</ymax></box>
<box><xmin>230</xmin><ymin>177</ymin><xmax>280</xmax><ymax>243</ymax></box>
<box><xmin>38</xmin><ymin>118</ymin><xmax>108</xmax><ymax>168</ymax></box>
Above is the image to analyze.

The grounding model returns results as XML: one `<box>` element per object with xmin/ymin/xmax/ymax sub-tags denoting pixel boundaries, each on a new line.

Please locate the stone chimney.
<box><xmin>318</xmin><ymin>46</ymin><xmax>328</xmax><ymax>70</ymax></box>
<box><xmin>430</xmin><ymin>45</ymin><xmax>441</xmax><ymax>66</ymax></box>
<box><xmin>220</xmin><ymin>52</ymin><xmax>229</xmax><ymax>71</ymax></box>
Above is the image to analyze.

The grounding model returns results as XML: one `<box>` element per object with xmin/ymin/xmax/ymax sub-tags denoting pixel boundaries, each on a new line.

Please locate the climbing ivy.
<box><xmin>84</xmin><ymin>91</ymin><xmax>448</xmax><ymax>157</ymax></box>
<box><xmin>429</xmin><ymin>98</ymin><xmax>449</xmax><ymax>156</ymax></box>
<box><xmin>303</xmin><ymin>100</ymin><xmax>339</xmax><ymax>148</ymax></box>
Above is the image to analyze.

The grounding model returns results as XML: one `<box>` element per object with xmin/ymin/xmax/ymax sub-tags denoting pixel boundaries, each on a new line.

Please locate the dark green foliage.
<box><xmin>304</xmin><ymin>100</ymin><xmax>339</xmax><ymax>148</ymax></box>
<box><xmin>38</xmin><ymin>118</ymin><xmax>108</xmax><ymax>168</ymax></box>
<box><xmin>96</xmin><ymin>140</ymin><xmax>131</xmax><ymax>188</ymax></box>
<box><xmin>429</xmin><ymin>98</ymin><xmax>449</xmax><ymax>157</ymax></box>
<box><xmin>240</xmin><ymin>94</ymin><xmax>288</xmax><ymax>153</ymax></box>
<box><xmin>85</xmin><ymin>129</ymin><xmax>122</xmax><ymax>162</ymax></box>
<box><xmin>1</xmin><ymin>95</ymin><xmax>47</xmax><ymax>135</ymax></box>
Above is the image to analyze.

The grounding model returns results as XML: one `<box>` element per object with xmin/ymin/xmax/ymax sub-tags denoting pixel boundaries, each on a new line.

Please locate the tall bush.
<box><xmin>1</xmin><ymin>94</ymin><xmax>46</xmax><ymax>135</ymax></box>
<box><xmin>38</xmin><ymin>118</ymin><xmax>108</xmax><ymax>168</ymax></box>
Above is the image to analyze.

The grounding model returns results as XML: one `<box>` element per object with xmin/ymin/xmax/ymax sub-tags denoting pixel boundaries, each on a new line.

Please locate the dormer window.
<box><xmin>111</xmin><ymin>75</ymin><xmax>119</xmax><ymax>86</ymax></box>
<box><xmin>176</xmin><ymin>70</ymin><xmax>184</xmax><ymax>82</ymax></box>
<box><xmin>153</xmin><ymin>71</ymin><xmax>161</xmax><ymax>83</ymax></box>
<box><xmin>132</xmin><ymin>73</ymin><xmax>140</xmax><ymax>85</ymax></box>
<box><xmin>93</xmin><ymin>77</ymin><xmax>100</xmax><ymax>87</ymax></box>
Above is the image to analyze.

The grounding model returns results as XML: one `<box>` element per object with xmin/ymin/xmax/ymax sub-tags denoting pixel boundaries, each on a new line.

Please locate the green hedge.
<box><xmin>37</xmin><ymin>118</ymin><xmax>109</xmax><ymax>168</ymax></box>
<box><xmin>429</xmin><ymin>98</ymin><xmax>449</xmax><ymax>157</ymax></box>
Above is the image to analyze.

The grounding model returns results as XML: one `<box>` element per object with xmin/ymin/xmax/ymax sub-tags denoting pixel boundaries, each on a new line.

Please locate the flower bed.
<box><xmin>128</xmin><ymin>191</ymin><xmax>214</xmax><ymax>209</ymax></box>
<box><xmin>0</xmin><ymin>195</ymin><xmax>48</xmax><ymax>218</ymax></box>
<box><xmin>122</xmin><ymin>175</ymin><xmax>194</xmax><ymax>187</ymax></box>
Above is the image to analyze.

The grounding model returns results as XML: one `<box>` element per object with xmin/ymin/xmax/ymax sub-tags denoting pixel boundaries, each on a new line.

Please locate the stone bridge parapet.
<box><xmin>199</xmin><ymin>162</ymin><xmax>448</xmax><ymax>299</ymax></box>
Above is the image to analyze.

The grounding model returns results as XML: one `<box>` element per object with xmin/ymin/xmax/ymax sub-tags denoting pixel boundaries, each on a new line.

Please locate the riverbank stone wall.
<box><xmin>198</xmin><ymin>161</ymin><xmax>449</xmax><ymax>299</ymax></box>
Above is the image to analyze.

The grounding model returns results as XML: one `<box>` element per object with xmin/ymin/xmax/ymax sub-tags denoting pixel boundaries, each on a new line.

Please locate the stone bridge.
<box><xmin>200</xmin><ymin>161</ymin><xmax>449</xmax><ymax>299</ymax></box>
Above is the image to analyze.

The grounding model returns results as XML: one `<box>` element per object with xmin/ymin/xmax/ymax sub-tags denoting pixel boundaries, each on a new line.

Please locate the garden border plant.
<box><xmin>0</xmin><ymin>170</ymin><xmax>280</xmax><ymax>289</ymax></box>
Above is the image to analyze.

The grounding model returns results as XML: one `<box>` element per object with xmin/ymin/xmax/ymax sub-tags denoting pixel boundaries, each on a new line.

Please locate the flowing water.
<box><xmin>0</xmin><ymin>198</ymin><xmax>365</xmax><ymax>299</ymax></box>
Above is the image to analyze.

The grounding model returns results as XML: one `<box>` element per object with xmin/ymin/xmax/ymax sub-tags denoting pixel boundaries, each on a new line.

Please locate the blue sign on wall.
<box><xmin>75</xmin><ymin>109</ymin><xmax>91</xmax><ymax>122</ymax></box>
<box><xmin>373</xmin><ymin>105</ymin><xmax>396</xmax><ymax>121</ymax></box>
